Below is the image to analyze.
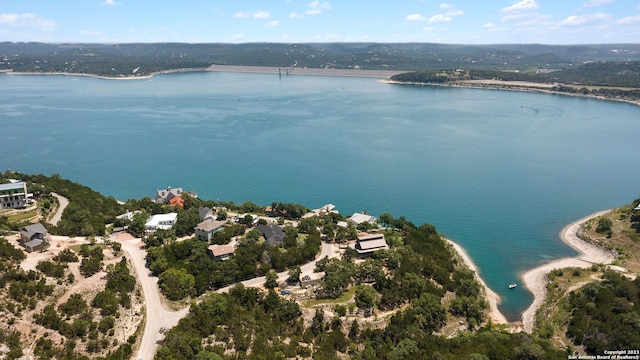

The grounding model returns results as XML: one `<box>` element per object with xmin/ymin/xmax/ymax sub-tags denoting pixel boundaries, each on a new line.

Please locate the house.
<box><xmin>145</xmin><ymin>213</ymin><xmax>178</xmax><ymax>232</ymax></box>
<box><xmin>207</xmin><ymin>244</ymin><xmax>235</xmax><ymax>261</ymax></box>
<box><xmin>0</xmin><ymin>181</ymin><xmax>29</xmax><ymax>210</ymax></box>
<box><xmin>154</xmin><ymin>186</ymin><xmax>197</xmax><ymax>204</ymax></box>
<box><xmin>256</xmin><ymin>224</ymin><xmax>285</xmax><ymax>247</ymax></box>
<box><xmin>347</xmin><ymin>212</ymin><xmax>377</xmax><ymax>226</ymax></box>
<box><xmin>169</xmin><ymin>196</ymin><xmax>184</xmax><ymax>208</ymax></box>
<box><xmin>19</xmin><ymin>223</ymin><xmax>48</xmax><ymax>252</ymax></box>
<box><xmin>198</xmin><ymin>207</ymin><xmax>215</xmax><ymax>221</ymax></box>
<box><xmin>116</xmin><ymin>210</ymin><xmax>141</xmax><ymax>221</ymax></box>
<box><xmin>302</xmin><ymin>204</ymin><xmax>339</xmax><ymax>219</ymax></box>
<box><xmin>351</xmin><ymin>233</ymin><xmax>389</xmax><ymax>256</ymax></box>
<box><xmin>194</xmin><ymin>219</ymin><xmax>226</xmax><ymax>241</ymax></box>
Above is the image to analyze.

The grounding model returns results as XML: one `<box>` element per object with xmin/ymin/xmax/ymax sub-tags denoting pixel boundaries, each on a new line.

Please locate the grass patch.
<box><xmin>69</xmin><ymin>243</ymin><xmax>106</xmax><ymax>254</ymax></box>
<box><xmin>7</xmin><ymin>211</ymin><xmax>38</xmax><ymax>223</ymax></box>
<box><xmin>302</xmin><ymin>286</ymin><xmax>356</xmax><ymax>308</ymax></box>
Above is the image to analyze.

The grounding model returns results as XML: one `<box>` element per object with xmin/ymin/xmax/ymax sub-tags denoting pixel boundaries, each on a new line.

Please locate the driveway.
<box><xmin>49</xmin><ymin>193</ymin><xmax>68</xmax><ymax>226</ymax></box>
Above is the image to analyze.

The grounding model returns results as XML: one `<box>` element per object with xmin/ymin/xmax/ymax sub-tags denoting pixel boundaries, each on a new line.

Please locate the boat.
<box><xmin>509</xmin><ymin>283</ymin><xmax>517</xmax><ymax>289</ymax></box>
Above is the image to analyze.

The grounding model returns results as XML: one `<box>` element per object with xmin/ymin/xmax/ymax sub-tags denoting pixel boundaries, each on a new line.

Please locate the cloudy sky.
<box><xmin>1</xmin><ymin>0</ymin><xmax>639</xmax><ymax>44</ymax></box>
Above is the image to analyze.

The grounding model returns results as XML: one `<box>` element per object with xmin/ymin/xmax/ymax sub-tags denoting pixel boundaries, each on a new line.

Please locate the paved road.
<box><xmin>218</xmin><ymin>240</ymin><xmax>339</xmax><ymax>293</ymax></box>
<box><xmin>118</xmin><ymin>237</ymin><xmax>189</xmax><ymax>360</ymax></box>
<box><xmin>121</xmin><ymin>235</ymin><xmax>338</xmax><ymax>359</ymax></box>
<box><xmin>49</xmin><ymin>193</ymin><xmax>68</xmax><ymax>225</ymax></box>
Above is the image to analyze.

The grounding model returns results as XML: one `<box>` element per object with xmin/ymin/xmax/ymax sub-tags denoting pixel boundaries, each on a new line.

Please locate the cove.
<box><xmin>2</xmin><ymin>71</ymin><xmax>639</xmax><ymax>320</ymax></box>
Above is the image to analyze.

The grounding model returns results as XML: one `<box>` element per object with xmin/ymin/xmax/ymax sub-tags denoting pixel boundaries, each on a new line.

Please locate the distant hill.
<box><xmin>2</xmin><ymin>42</ymin><xmax>640</xmax><ymax>77</ymax></box>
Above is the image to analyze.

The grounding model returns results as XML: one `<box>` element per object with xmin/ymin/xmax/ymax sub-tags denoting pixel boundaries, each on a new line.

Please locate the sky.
<box><xmin>1</xmin><ymin>0</ymin><xmax>639</xmax><ymax>44</ymax></box>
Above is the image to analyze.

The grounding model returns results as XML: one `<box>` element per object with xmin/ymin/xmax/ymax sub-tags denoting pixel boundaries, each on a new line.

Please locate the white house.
<box><xmin>0</xmin><ymin>181</ymin><xmax>29</xmax><ymax>210</ymax></box>
<box><xmin>145</xmin><ymin>212</ymin><xmax>178</xmax><ymax>232</ymax></box>
<box><xmin>347</xmin><ymin>212</ymin><xmax>377</xmax><ymax>226</ymax></box>
<box><xmin>351</xmin><ymin>233</ymin><xmax>389</xmax><ymax>255</ymax></box>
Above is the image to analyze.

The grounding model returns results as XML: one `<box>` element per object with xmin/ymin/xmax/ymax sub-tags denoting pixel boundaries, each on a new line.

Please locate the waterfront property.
<box><xmin>0</xmin><ymin>181</ymin><xmax>29</xmax><ymax>210</ymax></box>
<box><xmin>347</xmin><ymin>212</ymin><xmax>377</xmax><ymax>226</ymax></box>
<box><xmin>351</xmin><ymin>233</ymin><xmax>389</xmax><ymax>256</ymax></box>
<box><xmin>154</xmin><ymin>186</ymin><xmax>197</xmax><ymax>204</ymax></box>
<box><xmin>257</xmin><ymin>224</ymin><xmax>285</xmax><ymax>247</ymax></box>
<box><xmin>198</xmin><ymin>207</ymin><xmax>215</xmax><ymax>221</ymax></box>
<box><xmin>19</xmin><ymin>223</ymin><xmax>49</xmax><ymax>252</ymax></box>
<box><xmin>207</xmin><ymin>244</ymin><xmax>235</xmax><ymax>261</ymax></box>
<box><xmin>145</xmin><ymin>213</ymin><xmax>178</xmax><ymax>232</ymax></box>
<box><xmin>194</xmin><ymin>219</ymin><xmax>226</xmax><ymax>241</ymax></box>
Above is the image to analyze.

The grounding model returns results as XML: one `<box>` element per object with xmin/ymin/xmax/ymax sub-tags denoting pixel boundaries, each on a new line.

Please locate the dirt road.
<box><xmin>49</xmin><ymin>193</ymin><xmax>68</xmax><ymax>225</ymax></box>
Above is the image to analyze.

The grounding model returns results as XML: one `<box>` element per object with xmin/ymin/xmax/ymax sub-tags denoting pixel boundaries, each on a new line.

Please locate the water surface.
<box><xmin>2</xmin><ymin>71</ymin><xmax>639</xmax><ymax>320</ymax></box>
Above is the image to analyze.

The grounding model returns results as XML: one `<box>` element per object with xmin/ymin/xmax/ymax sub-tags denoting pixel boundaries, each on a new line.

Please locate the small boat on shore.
<box><xmin>509</xmin><ymin>283</ymin><xmax>517</xmax><ymax>289</ymax></box>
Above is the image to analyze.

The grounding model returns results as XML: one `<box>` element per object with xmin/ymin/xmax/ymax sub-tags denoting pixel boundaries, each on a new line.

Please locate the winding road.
<box><xmin>49</xmin><ymin>193</ymin><xmax>68</xmax><ymax>226</ymax></box>
<box><xmin>118</xmin><ymin>235</ymin><xmax>339</xmax><ymax>359</ymax></box>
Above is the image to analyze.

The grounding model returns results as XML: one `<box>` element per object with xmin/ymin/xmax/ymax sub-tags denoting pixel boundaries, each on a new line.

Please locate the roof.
<box><xmin>116</xmin><ymin>210</ymin><xmax>141</xmax><ymax>220</ymax></box>
<box><xmin>353</xmin><ymin>234</ymin><xmax>388</xmax><ymax>253</ymax></box>
<box><xmin>20</xmin><ymin>223</ymin><xmax>48</xmax><ymax>239</ymax></box>
<box><xmin>348</xmin><ymin>212</ymin><xmax>377</xmax><ymax>225</ymax></box>
<box><xmin>195</xmin><ymin>219</ymin><xmax>226</xmax><ymax>232</ymax></box>
<box><xmin>199</xmin><ymin>207</ymin><xmax>213</xmax><ymax>219</ymax></box>
<box><xmin>169</xmin><ymin>196</ymin><xmax>184</xmax><ymax>208</ymax></box>
<box><xmin>0</xmin><ymin>182</ymin><xmax>26</xmax><ymax>192</ymax></box>
<box><xmin>145</xmin><ymin>213</ymin><xmax>178</xmax><ymax>228</ymax></box>
<box><xmin>208</xmin><ymin>244</ymin><xmax>235</xmax><ymax>257</ymax></box>
<box><xmin>156</xmin><ymin>186</ymin><xmax>182</xmax><ymax>201</ymax></box>
<box><xmin>24</xmin><ymin>238</ymin><xmax>44</xmax><ymax>249</ymax></box>
<box><xmin>256</xmin><ymin>224</ymin><xmax>285</xmax><ymax>246</ymax></box>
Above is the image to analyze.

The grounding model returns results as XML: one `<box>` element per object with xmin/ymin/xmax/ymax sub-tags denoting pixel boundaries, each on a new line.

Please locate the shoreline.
<box><xmin>383</xmin><ymin>79</ymin><xmax>640</xmax><ymax>108</ymax></box>
<box><xmin>520</xmin><ymin>210</ymin><xmax>615</xmax><ymax>333</ymax></box>
<box><xmin>445</xmin><ymin>238</ymin><xmax>509</xmax><ymax>325</ymax></box>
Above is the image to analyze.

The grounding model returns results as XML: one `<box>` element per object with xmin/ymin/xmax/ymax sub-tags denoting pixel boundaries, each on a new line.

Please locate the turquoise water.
<box><xmin>2</xmin><ymin>72</ymin><xmax>639</xmax><ymax>320</ymax></box>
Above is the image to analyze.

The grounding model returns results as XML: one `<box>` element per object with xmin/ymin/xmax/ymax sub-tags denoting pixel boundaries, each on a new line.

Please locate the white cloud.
<box><xmin>253</xmin><ymin>11</ymin><xmax>271</xmax><ymax>19</ymax></box>
<box><xmin>306</xmin><ymin>9</ymin><xmax>322</xmax><ymax>15</ymax></box>
<box><xmin>308</xmin><ymin>0</ymin><xmax>331</xmax><ymax>10</ymax></box>
<box><xmin>406</xmin><ymin>13</ymin><xmax>426</xmax><ymax>22</ymax></box>
<box><xmin>428</xmin><ymin>14</ymin><xmax>452</xmax><ymax>23</ymax></box>
<box><xmin>502</xmin><ymin>0</ymin><xmax>539</xmax><ymax>12</ymax></box>
<box><xmin>231</xmin><ymin>34</ymin><xmax>243</xmax><ymax>40</ymax></box>
<box><xmin>482</xmin><ymin>22</ymin><xmax>495</xmax><ymax>28</ymax></box>
<box><xmin>234</xmin><ymin>11</ymin><xmax>251</xmax><ymax>19</ymax></box>
<box><xmin>445</xmin><ymin>10</ymin><xmax>464</xmax><ymax>16</ymax></box>
<box><xmin>559</xmin><ymin>13</ymin><xmax>610</xmax><ymax>26</ymax></box>
<box><xmin>618</xmin><ymin>15</ymin><xmax>640</xmax><ymax>24</ymax></box>
<box><xmin>0</xmin><ymin>13</ymin><xmax>56</xmax><ymax>30</ymax></box>
<box><xmin>289</xmin><ymin>12</ymin><xmax>304</xmax><ymax>19</ymax></box>
<box><xmin>266</xmin><ymin>20</ymin><xmax>279</xmax><ymax>27</ymax></box>
<box><xmin>582</xmin><ymin>0</ymin><xmax>614</xmax><ymax>8</ymax></box>
<box><xmin>439</xmin><ymin>3</ymin><xmax>453</xmax><ymax>9</ymax></box>
<box><xmin>234</xmin><ymin>11</ymin><xmax>271</xmax><ymax>19</ymax></box>
<box><xmin>104</xmin><ymin>0</ymin><xmax>119</xmax><ymax>5</ymax></box>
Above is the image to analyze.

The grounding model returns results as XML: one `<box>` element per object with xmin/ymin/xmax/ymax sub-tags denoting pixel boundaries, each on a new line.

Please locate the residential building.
<box><xmin>198</xmin><ymin>207</ymin><xmax>215</xmax><ymax>221</ymax></box>
<box><xmin>0</xmin><ymin>181</ymin><xmax>28</xmax><ymax>210</ymax></box>
<box><xmin>194</xmin><ymin>219</ymin><xmax>226</xmax><ymax>241</ymax></box>
<box><xmin>169</xmin><ymin>196</ymin><xmax>184</xmax><ymax>208</ymax></box>
<box><xmin>351</xmin><ymin>233</ymin><xmax>388</xmax><ymax>256</ymax></box>
<box><xmin>154</xmin><ymin>186</ymin><xmax>197</xmax><ymax>204</ymax></box>
<box><xmin>347</xmin><ymin>212</ymin><xmax>377</xmax><ymax>226</ymax></box>
<box><xmin>207</xmin><ymin>244</ymin><xmax>235</xmax><ymax>261</ymax></box>
<box><xmin>256</xmin><ymin>223</ymin><xmax>285</xmax><ymax>247</ymax></box>
<box><xmin>145</xmin><ymin>213</ymin><xmax>178</xmax><ymax>232</ymax></box>
<box><xmin>19</xmin><ymin>223</ymin><xmax>48</xmax><ymax>252</ymax></box>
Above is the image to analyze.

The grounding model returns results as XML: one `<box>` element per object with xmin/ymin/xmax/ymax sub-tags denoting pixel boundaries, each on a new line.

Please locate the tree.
<box><xmin>596</xmin><ymin>217</ymin><xmax>613</xmax><ymax>234</ymax></box>
<box><xmin>379</xmin><ymin>212</ymin><xmax>394</xmax><ymax>228</ymax></box>
<box><xmin>265</xmin><ymin>269</ymin><xmax>279</xmax><ymax>289</ymax></box>
<box><xmin>355</xmin><ymin>285</ymin><xmax>380</xmax><ymax>315</ymax></box>
<box><xmin>158</xmin><ymin>268</ymin><xmax>195</xmax><ymax>301</ymax></box>
<box><xmin>287</xmin><ymin>266</ymin><xmax>301</xmax><ymax>285</ymax></box>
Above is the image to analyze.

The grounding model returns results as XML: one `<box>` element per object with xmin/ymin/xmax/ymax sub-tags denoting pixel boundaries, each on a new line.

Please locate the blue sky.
<box><xmin>1</xmin><ymin>0</ymin><xmax>639</xmax><ymax>44</ymax></box>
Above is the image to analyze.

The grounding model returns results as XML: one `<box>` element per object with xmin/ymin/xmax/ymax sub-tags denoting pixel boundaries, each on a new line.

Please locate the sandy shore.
<box><xmin>446</xmin><ymin>239</ymin><xmax>509</xmax><ymax>325</ymax></box>
<box><xmin>520</xmin><ymin>210</ymin><xmax>615</xmax><ymax>333</ymax></box>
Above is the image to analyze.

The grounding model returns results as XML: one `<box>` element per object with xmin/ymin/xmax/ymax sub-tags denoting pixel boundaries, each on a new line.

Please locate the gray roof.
<box><xmin>257</xmin><ymin>224</ymin><xmax>285</xmax><ymax>246</ymax></box>
<box><xmin>354</xmin><ymin>234</ymin><xmax>388</xmax><ymax>253</ymax></box>
<box><xmin>199</xmin><ymin>207</ymin><xmax>213</xmax><ymax>219</ymax></box>
<box><xmin>20</xmin><ymin>223</ymin><xmax>48</xmax><ymax>240</ymax></box>
<box><xmin>195</xmin><ymin>219</ymin><xmax>225</xmax><ymax>232</ymax></box>
<box><xmin>24</xmin><ymin>238</ymin><xmax>44</xmax><ymax>249</ymax></box>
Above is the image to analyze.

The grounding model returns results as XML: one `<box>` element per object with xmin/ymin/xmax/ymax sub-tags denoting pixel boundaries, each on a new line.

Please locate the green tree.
<box><xmin>265</xmin><ymin>269</ymin><xmax>279</xmax><ymax>289</ymax></box>
<box><xmin>354</xmin><ymin>285</ymin><xmax>380</xmax><ymax>315</ymax></box>
<box><xmin>158</xmin><ymin>268</ymin><xmax>195</xmax><ymax>300</ymax></box>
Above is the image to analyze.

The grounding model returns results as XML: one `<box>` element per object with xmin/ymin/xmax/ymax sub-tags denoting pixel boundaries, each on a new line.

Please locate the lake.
<box><xmin>2</xmin><ymin>71</ymin><xmax>639</xmax><ymax>320</ymax></box>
